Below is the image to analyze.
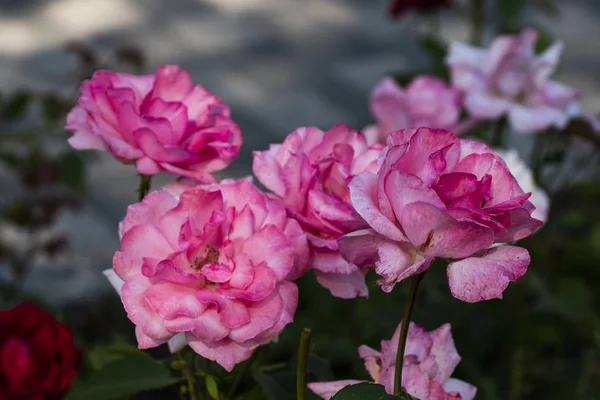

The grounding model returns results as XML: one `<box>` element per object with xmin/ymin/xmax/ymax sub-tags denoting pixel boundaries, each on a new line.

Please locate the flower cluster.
<box><xmin>367</xmin><ymin>28</ymin><xmax>578</xmax><ymax>141</ymax></box>
<box><xmin>59</xmin><ymin>33</ymin><xmax>561</xmax><ymax>393</ymax></box>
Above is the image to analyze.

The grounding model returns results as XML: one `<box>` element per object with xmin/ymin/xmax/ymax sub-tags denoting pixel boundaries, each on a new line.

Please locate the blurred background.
<box><xmin>1</xmin><ymin>1</ymin><xmax>600</xmax><ymax>399</ymax></box>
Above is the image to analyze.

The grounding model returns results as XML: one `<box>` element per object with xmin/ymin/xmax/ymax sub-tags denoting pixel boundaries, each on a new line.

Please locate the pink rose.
<box><xmin>107</xmin><ymin>179</ymin><xmax>308</xmax><ymax>371</ymax></box>
<box><xmin>364</xmin><ymin>76</ymin><xmax>462</xmax><ymax>144</ymax></box>
<box><xmin>253</xmin><ymin>125</ymin><xmax>383</xmax><ymax>298</ymax></box>
<box><xmin>446</xmin><ymin>28</ymin><xmax>579</xmax><ymax>134</ymax></box>
<box><xmin>66</xmin><ymin>65</ymin><xmax>241</xmax><ymax>180</ymax></box>
<box><xmin>308</xmin><ymin>321</ymin><xmax>476</xmax><ymax>400</ymax></box>
<box><xmin>492</xmin><ymin>149</ymin><xmax>549</xmax><ymax>223</ymax></box>
<box><xmin>340</xmin><ymin>127</ymin><xmax>541</xmax><ymax>302</ymax></box>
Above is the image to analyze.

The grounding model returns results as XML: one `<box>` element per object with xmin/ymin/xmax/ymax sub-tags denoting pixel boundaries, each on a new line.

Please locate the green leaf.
<box><xmin>40</xmin><ymin>92</ymin><xmax>73</xmax><ymax>127</ymax></box>
<box><xmin>65</xmin><ymin>353</ymin><xmax>180</xmax><ymax>400</ymax></box>
<box><xmin>497</xmin><ymin>0</ymin><xmax>525</xmax><ymax>33</ymax></box>
<box><xmin>418</xmin><ymin>35</ymin><xmax>449</xmax><ymax>80</ymax></box>
<box><xmin>3</xmin><ymin>199</ymin><xmax>33</xmax><ymax>227</ymax></box>
<box><xmin>60</xmin><ymin>152</ymin><xmax>86</xmax><ymax>195</ymax></box>
<box><xmin>330</xmin><ymin>383</ymin><xmax>392</xmax><ymax>400</ymax></box>
<box><xmin>532</xmin><ymin>27</ymin><xmax>555</xmax><ymax>54</ymax></box>
<box><xmin>391</xmin><ymin>71</ymin><xmax>420</xmax><ymax>87</ymax></box>
<box><xmin>205</xmin><ymin>374</ymin><xmax>220</xmax><ymax>400</ymax></box>
<box><xmin>0</xmin><ymin>151</ymin><xmax>22</xmax><ymax>169</ymax></box>
<box><xmin>87</xmin><ymin>342</ymin><xmax>143</xmax><ymax>370</ymax></box>
<box><xmin>397</xmin><ymin>389</ymin><xmax>419</xmax><ymax>399</ymax></box>
<box><xmin>0</xmin><ymin>90</ymin><xmax>33</xmax><ymax>120</ymax></box>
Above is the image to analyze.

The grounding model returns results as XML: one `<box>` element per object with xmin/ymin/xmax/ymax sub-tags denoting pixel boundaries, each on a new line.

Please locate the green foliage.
<box><xmin>418</xmin><ymin>35</ymin><xmax>449</xmax><ymax>80</ymax></box>
<box><xmin>60</xmin><ymin>151</ymin><xmax>87</xmax><ymax>195</ymax></box>
<box><xmin>40</xmin><ymin>92</ymin><xmax>73</xmax><ymax>127</ymax></box>
<box><xmin>330</xmin><ymin>383</ymin><xmax>398</xmax><ymax>399</ymax></box>
<box><xmin>87</xmin><ymin>342</ymin><xmax>143</xmax><ymax>370</ymax></box>
<box><xmin>496</xmin><ymin>0</ymin><xmax>525</xmax><ymax>33</ymax></box>
<box><xmin>0</xmin><ymin>90</ymin><xmax>33</xmax><ymax>120</ymax></box>
<box><xmin>205</xmin><ymin>374</ymin><xmax>220</xmax><ymax>400</ymax></box>
<box><xmin>66</xmin><ymin>353</ymin><xmax>180</xmax><ymax>400</ymax></box>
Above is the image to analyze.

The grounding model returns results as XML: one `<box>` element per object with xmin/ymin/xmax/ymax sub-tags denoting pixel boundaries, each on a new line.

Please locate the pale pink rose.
<box><xmin>446</xmin><ymin>28</ymin><xmax>579</xmax><ymax>134</ymax></box>
<box><xmin>340</xmin><ymin>127</ymin><xmax>541</xmax><ymax>302</ymax></box>
<box><xmin>308</xmin><ymin>322</ymin><xmax>476</xmax><ymax>400</ymax></box>
<box><xmin>66</xmin><ymin>65</ymin><xmax>242</xmax><ymax>180</ymax></box>
<box><xmin>365</xmin><ymin>76</ymin><xmax>463</xmax><ymax>144</ymax></box>
<box><xmin>110</xmin><ymin>180</ymin><xmax>308</xmax><ymax>371</ymax></box>
<box><xmin>253</xmin><ymin>125</ymin><xmax>383</xmax><ymax>298</ymax></box>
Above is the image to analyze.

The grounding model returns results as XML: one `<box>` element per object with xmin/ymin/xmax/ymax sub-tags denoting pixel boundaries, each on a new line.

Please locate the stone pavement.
<box><xmin>1</xmin><ymin>0</ymin><xmax>599</xmax><ymax>305</ymax></box>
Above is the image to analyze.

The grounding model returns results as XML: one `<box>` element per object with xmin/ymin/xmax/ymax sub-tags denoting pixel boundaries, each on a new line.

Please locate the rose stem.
<box><xmin>138</xmin><ymin>174</ymin><xmax>152</xmax><ymax>201</ymax></box>
<box><xmin>296</xmin><ymin>328</ymin><xmax>312</xmax><ymax>400</ymax></box>
<box><xmin>394</xmin><ymin>271</ymin><xmax>426</xmax><ymax>396</ymax></box>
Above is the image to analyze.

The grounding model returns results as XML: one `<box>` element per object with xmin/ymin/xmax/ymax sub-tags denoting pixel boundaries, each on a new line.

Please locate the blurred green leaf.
<box><xmin>330</xmin><ymin>383</ymin><xmax>393</xmax><ymax>400</ymax></box>
<box><xmin>40</xmin><ymin>92</ymin><xmax>72</xmax><ymax>127</ymax></box>
<box><xmin>497</xmin><ymin>0</ymin><xmax>525</xmax><ymax>33</ymax></box>
<box><xmin>0</xmin><ymin>151</ymin><xmax>22</xmax><ymax>169</ymax></box>
<box><xmin>205</xmin><ymin>374</ymin><xmax>220</xmax><ymax>400</ymax></box>
<box><xmin>60</xmin><ymin>152</ymin><xmax>86</xmax><ymax>195</ymax></box>
<box><xmin>533</xmin><ymin>27</ymin><xmax>555</xmax><ymax>53</ymax></box>
<box><xmin>397</xmin><ymin>390</ymin><xmax>418</xmax><ymax>400</ymax></box>
<box><xmin>391</xmin><ymin>71</ymin><xmax>420</xmax><ymax>87</ymax></box>
<box><xmin>3</xmin><ymin>199</ymin><xmax>33</xmax><ymax>227</ymax></box>
<box><xmin>66</xmin><ymin>353</ymin><xmax>180</xmax><ymax>400</ymax></box>
<box><xmin>87</xmin><ymin>342</ymin><xmax>143</xmax><ymax>370</ymax></box>
<box><xmin>418</xmin><ymin>35</ymin><xmax>449</xmax><ymax>80</ymax></box>
<box><xmin>0</xmin><ymin>90</ymin><xmax>33</xmax><ymax>120</ymax></box>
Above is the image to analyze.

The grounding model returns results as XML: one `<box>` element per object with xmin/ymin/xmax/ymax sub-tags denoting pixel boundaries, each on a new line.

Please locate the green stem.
<box><xmin>296</xmin><ymin>328</ymin><xmax>312</xmax><ymax>400</ymax></box>
<box><xmin>394</xmin><ymin>272</ymin><xmax>426</xmax><ymax>396</ymax></box>
<box><xmin>470</xmin><ymin>0</ymin><xmax>485</xmax><ymax>46</ymax></box>
<box><xmin>177</xmin><ymin>353</ymin><xmax>198</xmax><ymax>400</ymax></box>
<box><xmin>138</xmin><ymin>174</ymin><xmax>152</xmax><ymax>201</ymax></box>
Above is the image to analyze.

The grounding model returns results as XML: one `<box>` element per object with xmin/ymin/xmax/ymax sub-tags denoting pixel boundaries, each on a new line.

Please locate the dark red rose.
<box><xmin>388</xmin><ymin>0</ymin><xmax>451</xmax><ymax>19</ymax></box>
<box><xmin>0</xmin><ymin>303</ymin><xmax>80</xmax><ymax>400</ymax></box>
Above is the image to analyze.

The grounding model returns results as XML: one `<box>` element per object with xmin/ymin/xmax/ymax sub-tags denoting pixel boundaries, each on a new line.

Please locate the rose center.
<box><xmin>1</xmin><ymin>337</ymin><xmax>35</xmax><ymax>382</ymax></box>
<box><xmin>192</xmin><ymin>246</ymin><xmax>222</xmax><ymax>285</ymax></box>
